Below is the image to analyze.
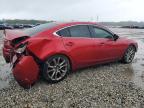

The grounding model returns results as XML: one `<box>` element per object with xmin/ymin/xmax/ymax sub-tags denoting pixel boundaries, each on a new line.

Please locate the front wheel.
<box><xmin>42</xmin><ymin>55</ymin><xmax>70</xmax><ymax>83</ymax></box>
<box><xmin>121</xmin><ymin>46</ymin><xmax>136</xmax><ymax>63</ymax></box>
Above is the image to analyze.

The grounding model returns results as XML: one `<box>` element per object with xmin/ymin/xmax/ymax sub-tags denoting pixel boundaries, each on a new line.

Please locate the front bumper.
<box><xmin>12</xmin><ymin>56</ymin><xmax>39</xmax><ymax>88</ymax></box>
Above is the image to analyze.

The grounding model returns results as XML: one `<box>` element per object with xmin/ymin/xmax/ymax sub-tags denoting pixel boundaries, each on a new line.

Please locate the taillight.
<box><xmin>6</xmin><ymin>41</ymin><xmax>11</xmax><ymax>46</ymax></box>
<box><xmin>4</xmin><ymin>39</ymin><xmax>12</xmax><ymax>47</ymax></box>
<box><xmin>15</xmin><ymin>43</ymin><xmax>27</xmax><ymax>54</ymax></box>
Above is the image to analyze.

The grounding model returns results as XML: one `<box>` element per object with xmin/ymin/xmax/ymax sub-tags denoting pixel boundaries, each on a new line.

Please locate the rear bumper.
<box><xmin>12</xmin><ymin>56</ymin><xmax>39</xmax><ymax>88</ymax></box>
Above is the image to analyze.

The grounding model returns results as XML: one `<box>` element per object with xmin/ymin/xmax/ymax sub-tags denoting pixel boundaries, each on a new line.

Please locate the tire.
<box><xmin>42</xmin><ymin>55</ymin><xmax>70</xmax><ymax>83</ymax></box>
<box><xmin>121</xmin><ymin>45</ymin><xmax>136</xmax><ymax>63</ymax></box>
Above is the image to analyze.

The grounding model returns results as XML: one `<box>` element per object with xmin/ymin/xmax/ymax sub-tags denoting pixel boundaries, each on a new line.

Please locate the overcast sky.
<box><xmin>0</xmin><ymin>0</ymin><xmax>144</xmax><ymax>22</ymax></box>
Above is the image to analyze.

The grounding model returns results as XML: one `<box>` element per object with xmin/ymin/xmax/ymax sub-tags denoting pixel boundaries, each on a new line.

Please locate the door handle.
<box><xmin>65</xmin><ymin>42</ymin><xmax>74</xmax><ymax>46</ymax></box>
<box><xmin>100</xmin><ymin>43</ymin><xmax>105</xmax><ymax>45</ymax></box>
<box><xmin>100</xmin><ymin>43</ymin><xmax>105</xmax><ymax>44</ymax></box>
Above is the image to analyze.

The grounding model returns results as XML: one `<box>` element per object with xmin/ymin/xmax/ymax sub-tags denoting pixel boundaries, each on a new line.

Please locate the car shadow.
<box><xmin>38</xmin><ymin>61</ymin><xmax>121</xmax><ymax>85</ymax></box>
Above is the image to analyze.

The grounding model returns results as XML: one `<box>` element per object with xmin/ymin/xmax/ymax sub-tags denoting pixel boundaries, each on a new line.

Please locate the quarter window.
<box><xmin>57</xmin><ymin>28</ymin><xmax>70</xmax><ymax>37</ymax></box>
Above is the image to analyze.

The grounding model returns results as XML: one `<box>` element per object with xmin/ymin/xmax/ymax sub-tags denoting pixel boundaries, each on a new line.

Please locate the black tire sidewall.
<box><xmin>122</xmin><ymin>46</ymin><xmax>135</xmax><ymax>63</ymax></box>
<box><xmin>42</xmin><ymin>55</ymin><xmax>70</xmax><ymax>83</ymax></box>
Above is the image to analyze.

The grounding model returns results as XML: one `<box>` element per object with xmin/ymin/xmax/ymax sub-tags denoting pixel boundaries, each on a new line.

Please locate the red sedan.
<box><xmin>2</xmin><ymin>22</ymin><xmax>138</xmax><ymax>88</ymax></box>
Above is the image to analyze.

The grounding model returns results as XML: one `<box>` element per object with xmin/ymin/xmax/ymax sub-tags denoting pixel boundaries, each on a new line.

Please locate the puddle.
<box><xmin>131</xmin><ymin>40</ymin><xmax>144</xmax><ymax>88</ymax></box>
<box><xmin>111</xmin><ymin>28</ymin><xmax>144</xmax><ymax>89</ymax></box>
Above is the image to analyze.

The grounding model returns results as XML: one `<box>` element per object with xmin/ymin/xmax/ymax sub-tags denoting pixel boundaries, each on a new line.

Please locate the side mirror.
<box><xmin>113</xmin><ymin>34</ymin><xmax>119</xmax><ymax>41</ymax></box>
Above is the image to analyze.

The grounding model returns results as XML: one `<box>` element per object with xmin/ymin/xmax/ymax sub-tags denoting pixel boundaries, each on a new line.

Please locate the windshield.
<box><xmin>24</xmin><ymin>22</ymin><xmax>58</xmax><ymax>36</ymax></box>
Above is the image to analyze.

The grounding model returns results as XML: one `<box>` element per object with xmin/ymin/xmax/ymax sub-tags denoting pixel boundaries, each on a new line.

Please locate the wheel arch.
<box><xmin>129</xmin><ymin>43</ymin><xmax>138</xmax><ymax>52</ymax></box>
<box><xmin>121</xmin><ymin>43</ymin><xmax>137</xmax><ymax>63</ymax></box>
<box><xmin>123</xmin><ymin>43</ymin><xmax>137</xmax><ymax>57</ymax></box>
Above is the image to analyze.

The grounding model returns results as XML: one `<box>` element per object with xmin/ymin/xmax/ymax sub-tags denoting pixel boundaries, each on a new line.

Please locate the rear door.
<box><xmin>57</xmin><ymin>25</ymin><xmax>96</xmax><ymax>67</ymax></box>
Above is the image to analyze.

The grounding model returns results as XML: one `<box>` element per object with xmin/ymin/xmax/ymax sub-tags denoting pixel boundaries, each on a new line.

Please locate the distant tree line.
<box><xmin>0</xmin><ymin>19</ymin><xmax>53</xmax><ymax>24</ymax></box>
<box><xmin>0</xmin><ymin>19</ymin><xmax>144</xmax><ymax>27</ymax></box>
<box><xmin>100</xmin><ymin>21</ymin><xmax>144</xmax><ymax>27</ymax></box>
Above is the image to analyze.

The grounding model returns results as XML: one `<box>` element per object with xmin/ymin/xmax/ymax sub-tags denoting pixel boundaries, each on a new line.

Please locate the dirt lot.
<box><xmin>0</xmin><ymin>28</ymin><xmax>144</xmax><ymax>107</ymax></box>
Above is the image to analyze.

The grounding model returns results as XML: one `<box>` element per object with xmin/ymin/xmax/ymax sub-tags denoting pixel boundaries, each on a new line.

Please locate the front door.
<box><xmin>89</xmin><ymin>25</ymin><xmax>119</xmax><ymax>62</ymax></box>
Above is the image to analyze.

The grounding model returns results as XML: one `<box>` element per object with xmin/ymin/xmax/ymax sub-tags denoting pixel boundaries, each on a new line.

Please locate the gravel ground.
<box><xmin>1</xmin><ymin>63</ymin><xmax>144</xmax><ymax>108</ymax></box>
<box><xmin>0</xmin><ymin>29</ymin><xmax>144</xmax><ymax>107</ymax></box>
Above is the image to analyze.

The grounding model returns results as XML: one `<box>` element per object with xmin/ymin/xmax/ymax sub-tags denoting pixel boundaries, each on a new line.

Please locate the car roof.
<box><xmin>49</xmin><ymin>21</ymin><xmax>103</xmax><ymax>30</ymax></box>
<box><xmin>55</xmin><ymin>21</ymin><xmax>97</xmax><ymax>27</ymax></box>
<box><xmin>24</xmin><ymin>21</ymin><xmax>105</xmax><ymax>37</ymax></box>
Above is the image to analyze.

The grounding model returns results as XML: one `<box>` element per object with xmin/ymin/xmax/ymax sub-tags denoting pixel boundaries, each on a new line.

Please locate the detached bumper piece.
<box><xmin>13</xmin><ymin>56</ymin><xmax>39</xmax><ymax>88</ymax></box>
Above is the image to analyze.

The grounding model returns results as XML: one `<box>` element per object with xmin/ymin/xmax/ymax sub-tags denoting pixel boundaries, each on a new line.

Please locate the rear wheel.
<box><xmin>122</xmin><ymin>46</ymin><xmax>136</xmax><ymax>63</ymax></box>
<box><xmin>43</xmin><ymin>55</ymin><xmax>70</xmax><ymax>83</ymax></box>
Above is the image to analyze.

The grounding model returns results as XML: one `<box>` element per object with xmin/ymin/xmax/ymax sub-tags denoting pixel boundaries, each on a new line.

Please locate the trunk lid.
<box><xmin>4</xmin><ymin>30</ymin><xmax>28</xmax><ymax>40</ymax></box>
<box><xmin>4</xmin><ymin>30</ymin><xmax>30</xmax><ymax>46</ymax></box>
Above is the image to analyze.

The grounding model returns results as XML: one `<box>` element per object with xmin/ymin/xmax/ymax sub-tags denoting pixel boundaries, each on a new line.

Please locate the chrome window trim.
<box><xmin>53</xmin><ymin>24</ymin><xmax>114</xmax><ymax>39</ymax></box>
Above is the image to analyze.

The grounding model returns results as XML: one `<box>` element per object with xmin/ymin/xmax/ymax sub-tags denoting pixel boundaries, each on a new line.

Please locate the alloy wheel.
<box><xmin>44</xmin><ymin>56</ymin><xmax>70</xmax><ymax>81</ymax></box>
<box><xmin>124</xmin><ymin>46</ymin><xmax>135</xmax><ymax>63</ymax></box>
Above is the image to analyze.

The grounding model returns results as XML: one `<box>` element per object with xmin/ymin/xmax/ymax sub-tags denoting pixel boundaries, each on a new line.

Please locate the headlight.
<box><xmin>15</xmin><ymin>43</ymin><xmax>27</xmax><ymax>54</ymax></box>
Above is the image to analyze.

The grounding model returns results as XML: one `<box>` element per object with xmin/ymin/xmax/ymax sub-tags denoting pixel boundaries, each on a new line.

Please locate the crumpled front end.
<box><xmin>13</xmin><ymin>56</ymin><xmax>39</xmax><ymax>88</ymax></box>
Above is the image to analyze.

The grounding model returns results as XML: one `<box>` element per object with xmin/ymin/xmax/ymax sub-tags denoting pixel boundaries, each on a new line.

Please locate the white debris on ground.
<box><xmin>0</xmin><ymin>31</ymin><xmax>12</xmax><ymax>90</ymax></box>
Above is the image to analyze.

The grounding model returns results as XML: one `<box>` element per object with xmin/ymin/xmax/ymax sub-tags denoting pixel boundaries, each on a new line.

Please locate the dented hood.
<box><xmin>4</xmin><ymin>29</ymin><xmax>29</xmax><ymax>40</ymax></box>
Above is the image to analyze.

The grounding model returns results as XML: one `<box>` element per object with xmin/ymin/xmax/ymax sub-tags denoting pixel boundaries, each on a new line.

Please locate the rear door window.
<box><xmin>69</xmin><ymin>25</ymin><xmax>91</xmax><ymax>38</ymax></box>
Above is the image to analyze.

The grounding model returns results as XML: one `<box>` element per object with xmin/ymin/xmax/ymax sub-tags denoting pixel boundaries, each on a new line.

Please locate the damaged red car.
<box><xmin>2</xmin><ymin>22</ymin><xmax>138</xmax><ymax>88</ymax></box>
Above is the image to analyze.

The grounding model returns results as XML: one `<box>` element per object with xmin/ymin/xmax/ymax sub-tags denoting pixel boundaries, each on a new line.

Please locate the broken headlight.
<box><xmin>15</xmin><ymin>43</ymin><xmax>27</xmax><ymax>54</ymax></box>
